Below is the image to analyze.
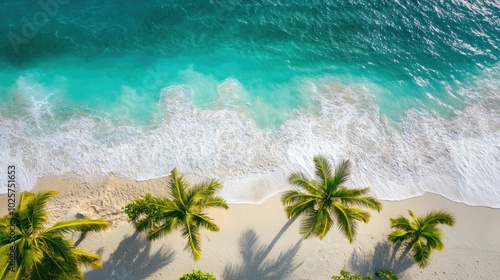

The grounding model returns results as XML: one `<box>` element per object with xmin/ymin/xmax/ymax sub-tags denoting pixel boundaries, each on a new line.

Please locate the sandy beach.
<box><xmin>2</xmin><ymin>1</ymin><xmax>499</xmax><ymax>280</ymax></box>
<box><xmin>1</xmin><ymin>174</ymin><xmax>499</xmax><ymax>280</ymax></box>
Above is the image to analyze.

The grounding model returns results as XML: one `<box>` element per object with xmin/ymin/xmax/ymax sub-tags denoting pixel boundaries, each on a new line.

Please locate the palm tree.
<box><xmin>388</xmin><ymin>209</ymin><xmax>455</xmax><ymax>268</ymax></box>
<box><xmin>123</xmin><ymin>168</ymin><xmax>228</xmax><ymax>261</ymax></box>
<box><xmin>281</xmin><ymin>156</ymin><xmax>382</xmax><ymax>241</ymax></box>
<box><xmin>0</xmin><ymin>191</ymin><xmax>111</xmax><ymax>280</ymax></box>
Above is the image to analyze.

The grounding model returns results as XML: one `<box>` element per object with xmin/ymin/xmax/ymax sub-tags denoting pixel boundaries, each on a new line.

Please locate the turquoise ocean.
<box><xmin>0</xmin><ymin>0</ymin><xmax>499</xmax><ymax>206</ymax></box>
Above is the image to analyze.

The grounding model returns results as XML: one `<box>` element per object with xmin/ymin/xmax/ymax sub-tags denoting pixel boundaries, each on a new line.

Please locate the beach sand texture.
<box><xmin>1</xmin><ymin>174</ymin><xmax>499</xmax><ymax>280</ymax></box>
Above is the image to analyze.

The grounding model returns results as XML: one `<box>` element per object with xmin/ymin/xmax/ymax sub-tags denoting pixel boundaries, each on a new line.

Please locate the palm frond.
<box><xmin>17</xmin><ymin>192</ymin><xmax>35</xmax><ymax>213</ymax></box>
<box><xmin>31</xmin><ymin>263</ymin><xmax>55</xmax><ymax>280</ymax></box>
<box><xmin>192</xmin><ymin>180</ymin><xmax>222</xmax><ymax>197</ymax></box>
<box><xmin>330</xmin><ymin>159</ymin><xmax>351</xmax><ymax>190</ymax></box>
<box><xmin>146</xmin><ymin>218</ymin><xmax>179</xmax><ymax>241</ymax></box>
<box><xmin>135</xmin><ymin>215</ymin><xmax>159</xmax><ymax>232</ymax></box>
<box><xmin>30</xmin><ymin>265</ymin><xmax>47</xmax><ymax>280</ymax></box>
<box><xmin>284</xmin><ymin>198</ymin><xmax>317</xmax><ymax>219</ymax></box>
<box><xmin>39</xmin><ymin>235</ymin><xmax>76</xmax><ymax>263</ymax></box>
<box><xmin>299</xmin><ymin>209</ymin><xmax>320</xmax><ymax>239</ymax></box>
<box><xmin>387</xmin><ymin>229</ymin><xmax>413</xmax><ymax>245</ymax></box>
<box><xmin>37</xmin><ymin>235</ymin><xmax>80</xmax><ymax>280</ymax></box>
<box><xmin>185</xmin><ymin>180</ymin><xmax>221</xmax><ymax>208</ymax></box>
<box><xmin>72</xmin><ymin>248</ymin><xmax>102</xmax><ymax>269</ymax></box>
<box><xmin>420</xmin><ymin>210</ymin><xmax>455</xmax><ymax>227</ymax></box>
<box><xmin>332</xmin><ymin>203</ymin><xmax>359</xmax><ymax>243</ymax></box>
<box><xmin>313</xmin><ymin>156</ymin><xmax>333</xmax><ymax>186</ymax></box>
<box><xmin>336</xmin><ymin>187</ymin><xmax>382</xmax><ymax>211</ymax></box>
<box><xmin>182</xmin><ymin>223</ymin><xmax>202</xmax><ymax>261</ymax></box>
<box><xmin>335</xmin><ymin>187</ymin><xmax>369</xmax><ymax>197</ymax></box>
<box><xmin>407</xmin><ymin>210</ymin><xmax>420</xmax><ymax>226</ymax></box>
<box><xmin>168</xmin><ymin>168</ymin><xmax>188</xmax><ymax>203</ymax></box>
<box><xmin>288</xmin><ymin>172</ymin><xmax>321</xmax><ymax>195</ymax></box>
<box><xmin>0</xmin><ymin>243</ymin><xmax>15</xmax><ymax>280</ymax></box>
<box><xmin>44</xmin><ymin>218</ymin><xmax>111</xmax><ymax>235</ymax></box>
<box><xmin>38</xmin><ymin>249</ymin><xmax>82</xmax><ymax>280</ymax></box>
<box><xmin>149</xmin><ymin>199</ymin><xmax>179</xmax><ymax>215</ymax></box>
<box><xmin>421</xmin><ymin>227</ymin><xmax>445</xmax><ymax>251</ymax></box>
<box><xmin>347</xmin><ymin>207</ymin><xmax>371</xmax><ymax>223</ymax></box>
<box><xmin>317</xmin><ymin>208</ymin><xmax>334</xmax><ymax>240</ymax></box>
<box><xmin>0</xmin><ymin>216</ymin><xmax>9</xmax><ymax>232</ymax></box>
<box><xmin>0</xmin><ymin>230</ymin><xmax>20</xmax><ymax>247</ymax></box>
<box><xmin>281</xmin><ymin>190</ymin><xmax>319</xmax><ymax>206</ymax></box>
<box><xmin>18</xmin><ymin>191</ymin><xmax>59</xmax><ymax>234</ymax></box>
<box><xmin>389</xmin><ymin>216</ymin><xmax>413</xmax><ymax>231</ymax></box>
<box><xmin>16</xmin><ymin>238</ymin><xmax>44</xmax><ymax>273</ymax></box>
<box><xmin>199</xmin><ymin>197</ymin><xmax>229</xmax><ymax>210</ymax></box>
<box><xmin>140</xmin><ymin>193</ymin><xmax>173</xmax><ymax>209</ymax></box>
<box><xmin>412</xmin><ymin>240</ymin><xmax>432</xmax><ymax>268</ymax></box>
<box><xmin>192</xmin><ymin>213</ymin><xmax>220</xmax><ymax>232</ymax></box>
<box><xmin>0</xmin><ymin>258</ymin><xmax>11</xmax><ymax>280</ymax></box>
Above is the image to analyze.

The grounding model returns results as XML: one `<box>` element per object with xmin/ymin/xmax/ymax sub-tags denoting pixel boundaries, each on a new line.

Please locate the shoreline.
<box><xmin>2</xmin><ymin>81</ymin><xmax>498</xmax><ymax>209</ymax></box>
<box><xmin>2</xmin><ymin>172</ymin><xmax>499</xmax><ymax>209</ymax></box>
<box><xmin>1</xmin><ymin>173</ymin><xmax>500</xmax><ymax>279</ymax></box>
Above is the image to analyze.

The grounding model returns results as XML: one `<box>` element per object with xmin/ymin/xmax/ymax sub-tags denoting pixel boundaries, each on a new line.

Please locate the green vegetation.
<box><xmin>331</xmin><ymin>270</ymin><xmax>398</xmax><ymax>280</ymax></box>
<box><xmin>281</xmin><ymin>156</ymin><xmax>382</xmax><ymax>241</ymax></box>
<box><xmin>375</xmin><ymin>270</ymin><xmax>399</xmax><ymax>280</ymax></box>
<box><xmin>0</xmin><ymin>191</ymin><xmax>111</xmax><ymax>280</ymax></box>
<box><xmin>124</xmin><ymin>168</ymin><xmax>228</xmax><ymax>261</ymax></box>
<box><xmin>331</xmin><ymin>270</ymin><xmax>373</xmax><ymax>280</ymax></box>
<box><xmin>388</xmin><ymin>209</ymin><xmax>455</xmax><ymax>268</ymax></box>
<box><xmin>179</xmin><ymin>270</ymin><xmax>217</xmax><ymax>280</ymax></box>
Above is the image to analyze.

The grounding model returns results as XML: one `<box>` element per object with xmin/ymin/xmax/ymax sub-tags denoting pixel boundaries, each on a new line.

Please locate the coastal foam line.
<box><xmin>0</xmin><ymin>72</ymin><xmax>499</xmax><ymax>207</ymax></box>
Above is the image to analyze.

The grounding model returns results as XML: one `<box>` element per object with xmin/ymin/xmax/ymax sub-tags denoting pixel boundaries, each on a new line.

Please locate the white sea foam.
<box><xmin>0</xmin><ymin>71</ymin><xmax>499</xmax><ymax>207</ymax></box>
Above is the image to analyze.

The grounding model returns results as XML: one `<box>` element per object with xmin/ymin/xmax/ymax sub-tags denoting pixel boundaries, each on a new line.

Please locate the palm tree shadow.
<box><xmin>84</xmin><ymin>231</ymin><xmax>175</xmax><ymax>280</ymax></box>
<box><xmin>349</xmin><ymin>241</ymin><xmax>413</xmax><ymax>276</ymax></box>
<box><xmin>223</xmin><ymin>220</ymin><xmax>303</xmax><ymax>280</ymax></box>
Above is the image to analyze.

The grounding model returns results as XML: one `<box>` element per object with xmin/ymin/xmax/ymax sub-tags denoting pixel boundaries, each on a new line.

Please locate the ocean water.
<box><xmin>0</xmin><ymin>0</ymin><xmax>499</xmax><ymax>206</ymax></box>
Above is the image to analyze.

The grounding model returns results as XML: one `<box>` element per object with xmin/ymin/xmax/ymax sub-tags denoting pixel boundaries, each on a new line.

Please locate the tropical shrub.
<box><xmin>331</xmin><ymin>270</ymin><xmax>399</xmax><ymax>280</ymax></box>
<box><xmin>376</xmin><ymin>270</ymin><xmax>398</xmax><ymax>280</ymax></box>
<box><xmin>331</xmin><ymin>270</ymin><xmax>373</xmax><ymax>280</ymax></box>
<box><xmin>124</xmin><ymin>168</ymin><xmax>228</xmax><ymax>260</ymax></box>
<box><xmin>179</xmin><ymin>269</ymin><xmax>216</xmax><ymax>280</ymax></box>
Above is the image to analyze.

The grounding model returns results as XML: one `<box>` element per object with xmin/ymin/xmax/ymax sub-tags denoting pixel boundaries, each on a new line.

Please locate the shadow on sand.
<box><xmin>223</xmin><ymin>219</ymin><xmax>303</xmax><ymax>280</ymax></box>
<box><xmin>84</xmin><ymin>231</ymin><xmax>175</xmax><ymax>280</ymax></box>
<box><xmin>349</xmin><ymin>241</ymin><xmax>414</xmax><ymax>276</ymax></box>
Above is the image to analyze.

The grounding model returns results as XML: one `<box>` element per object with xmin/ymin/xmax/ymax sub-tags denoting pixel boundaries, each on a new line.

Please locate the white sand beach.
<box><xmin>2</xmin><ymin>174</ymin><xmax>499</xmax><ymax>279</ymax></box>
